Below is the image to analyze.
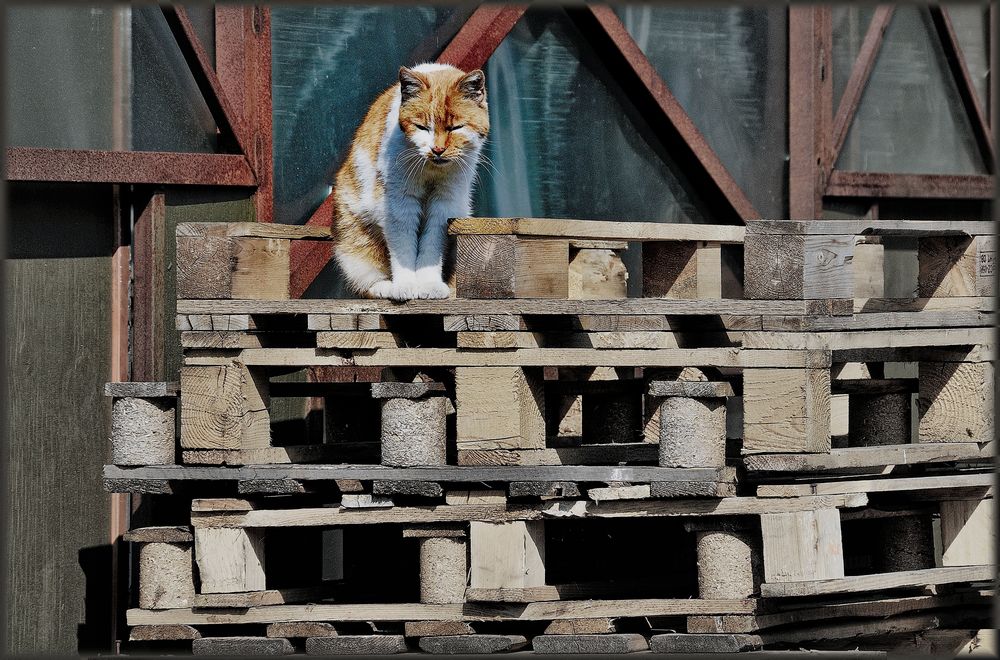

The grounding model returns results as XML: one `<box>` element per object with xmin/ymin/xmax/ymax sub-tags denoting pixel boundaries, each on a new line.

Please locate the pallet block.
<box><xmin>180</xmin><ymin>363</ymin><xmax>270</xmax><ymax>451</ymax></box>
<box><xmin>455</xmin><ymin>367</ymin><xmax>545</xmax><ymax>455</ymax></box>
<box><xmin>194</xmin><ymin>527</ymin><xmax>266</xmax><ymax>594</ymax></box>
<box><xmin>176</xmin><ymin>222</ymin><xmax>330</xmax><ymax>300</ymax></box>
<box><xmin>455</xmin><ymin>234</ymin><xmax>569</xmax><ymax>298</ymax></box>
<box><xmin>743</xmin><ymin>368</ymin><xmax>831</xmax><ymax>453</ymax></box>
<box><xmin>940</xmin><ymin>497</ymin><xmax>995</xmax><ymax>567</ymax></box>
<box><xmin>760</xmin><ymin>509</ymin><xmax>844</xmax><ymax>583</ymax></box>
<box><xmin>469</xmin><ymin>521</ymin><xmax>545</xmax><ymax>589</ymax></box>
<box><xmin>918</xmin><ymin>235</ymin><xmax>995</xmax><ymax>297</ymax></box>
<box><xmin>642</xmin><ymin>240</ymin><xmax>722</xmax><ymax>299</ymax></box>
<box><xmin>568</xmin><ymin>241</ymin><xmax>628</xmax><ymax>299</ymax></box>
<box><xmin>918</xmin><ymin>359</ymin><xmax>994</xmax><ymax>443</ymax></box>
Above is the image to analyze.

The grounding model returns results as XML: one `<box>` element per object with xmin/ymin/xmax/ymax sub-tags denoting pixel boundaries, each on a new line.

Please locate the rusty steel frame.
<box><xmin>929</xmin><ymin>6</ymin><xmax>996</xmax><ymax>171</ymax></box>
<box><xmin>805</xmin><ymin>4</ymin><xmax>997</xmax><ymax>206</ymax></box>
<box><xmin>828</xmin><ymin>6</ymin><xmax>894</xmax><ymax>175</ymax></box>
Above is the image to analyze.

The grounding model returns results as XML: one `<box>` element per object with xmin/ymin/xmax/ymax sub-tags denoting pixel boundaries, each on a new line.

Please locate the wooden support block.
<box><xmin>918</xmin><ymin>235</ymin><xmax>995</xmax><ymax>297</ymax></box>
<box><xmin>469</xmin><ymin>521</ymin><xmax>545</xmax><ymax>589</ymax></box>
<box><xmin>744</xmin><ymin>233</ymin><xmax>854</xmax><ymax>299</ymax></box>
<box><xmin>588</xmin><ymin>485</ymin><xmax>650</xmax><ymax>501</ymax></box>
<box><xmin>105</xmin><ymin>381</ymin><xmax>179</xmax><ymax>398</ymax></box>
<box><xmin>743</xmin><ymin>368</ymin><xmax>831</xmax><ymax>453</ymax></box>
<box><xmin>418</xmin><ymin>635</ymin><xmax>527</xmax><ymax>654</ymax></box>
<box><xmin>643</xmin><ymin>241</ymin><xmax>722</xmax><ymax>299</ymax></box>
<box><xmin>569</xmin><ymin>247</ymin><xmax>628</xmax><ymax>299</ymax></box>
<box><xmin>267</xmin><ymin>622</ymin><xmax>338</xmax><ymax>638</ymax></box>
<box><xmin>111</xmin><ymin>397</ymin><xmax>175</xmax><ymax>465</ymax></box>
<box><xmin>231</xmin><ymin>238</ymin><xmax>291</xmax><ymax>300</ymax></box>
<box><xmin>306</xmin><ymin>635</ymin><xmax>407</xmax><ymax>655</ymax></box>
<box><xmin>192</xmin><ymin>636</ymin><xmax>294</xmax><ymax>655</ymax></box>
<box><xmin>848</xmin><ymin>391</ymin><xmax>911</xmax><ymax>447</ymax></box>
<box><xmin>533</xmin><ymin>633</ymin><xmax>648</xmax><ymax>654</ymax></box>
<box><xmin>176</xmin><ymin>235</ymin><xmax>234</xmax><ymax>299</ymax></box>
<box><xmin>509</xmin><ymin>481</ymin><xmax>581</xmax><ymax>499</ymax></box>
<box><xmin>418</xmin><ymin>537</ymin><xmax>467</xmax><ymax>604</ymax></box>
<box><xmin>445</xmin><ymin>490</ymin><xmax>507</xmax><ymax>505</ymax></box>
<box><xmin>194</xmin><ymin>527</ymin><xmax>266</xmax><ymax>594</ymax></box>
<box><xmin>853</xmin><ymin>237</ymin><xmax>885</xmax><ymax>298</ymax></box>
<box><xmin>918</xmin><ymin>360</ymin><xmax>994</xmax><ymax>442</ymax></box>
<box><xmin>180</xmin><ymin>363</ymin><xmax>270</xmax><ymax>450</ymax></box>
<box><xmin>456</xmin><ymin>367</ymin><xmax>545</xmax><ymax>451</ymax></box>
<box><xmin>686</xmin><ymin>615</ymin><xmax>756</xmax><ymax>634</ymax></box>
<box><xmin>138</xmin><ymin>541</ymin><xmax>195</xmax><ymax>609</ymax></box>
<box><xmin>941</xmin><ymin>498</ymin><xmax>995</xmax><ymax>566</ymax></box>
<box><xmin>760</xmin><ymin>509</ymin><xmax>844</xmax><ymax>583</ymax></box>
<box><xmin>658</xmin><ymin>396</ymin><xmax>727</xmax><ymax>468</ymax></box>
<box><xmin>455</xmin><ymin>235</ymin><xmax>569</xmax><ymax>298</ymax></box>
<box><xmin>877</xmin><ymin>515</ymin><xmax>935</xmax><ymax>572</ymax></box>
<box><xmin>340</xmin><ymin>494</ymin><xmax>393</xmax><ymax>509</ymax></box>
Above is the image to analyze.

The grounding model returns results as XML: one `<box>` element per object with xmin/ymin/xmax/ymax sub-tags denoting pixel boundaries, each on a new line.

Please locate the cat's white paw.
<box><xmin>416</xmin><ymin>280</ymin><xmax>451</xmax><ymax>299</ymax></box>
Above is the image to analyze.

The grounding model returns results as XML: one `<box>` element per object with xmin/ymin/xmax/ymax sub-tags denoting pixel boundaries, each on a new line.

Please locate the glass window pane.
<box><xmin>835</xmin><ymin>7</ymin><xmax>986</xmax><ymax>174</ymax></box>
<box><xmin>130</xmin><ymin>6</ymin><xmax>220</xmax><ymax>153</ymax></box>
<box><xmin>475</xmin><ymin>8</ymin><xmax>712</xmax><ymax>224</ymax></box>
<box><xmin>832</xmin><ymin>6</ymin><xmax>876</xmax><ymax>110</ymax></box>
<box><xmin>270</xmin><ymin>6</ymin><xmax>456</xmax><ymax>225</ymax></box>
<box><xmin>183</xmin><ymin>4</ymin><xmax>216</xmax><ymax>69</ymax></box>
<box><xmin>947</xmin><ymin>4</ymin><xmax>990</xmax><ymax>112</ymax></box>
<box><xmin>613</xmin><ymin>6</ymin><xmax>787</xmax><ymax>219</ymax></box>
<box><xmin>5</xmin><ymin>7</ymin><xmax>118</xmax><ymax>149</ymax></box>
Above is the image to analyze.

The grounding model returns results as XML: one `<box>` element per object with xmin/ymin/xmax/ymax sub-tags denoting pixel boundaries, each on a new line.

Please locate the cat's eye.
<box><xmin>413</xmin><ymin>123</ymin><xmax>430</xmax><ymax>131</ymax></box>
<box><xmin>446</xmin><ymin>124</ymin><xmax>465</xmax><ymax>132</ymax></box>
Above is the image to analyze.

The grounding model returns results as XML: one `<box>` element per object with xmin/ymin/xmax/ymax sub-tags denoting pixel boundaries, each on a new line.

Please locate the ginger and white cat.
<box><xmin>332</xmin><ymin>63</ymin><xmax>489</xmax><ymax>300</ymax></box>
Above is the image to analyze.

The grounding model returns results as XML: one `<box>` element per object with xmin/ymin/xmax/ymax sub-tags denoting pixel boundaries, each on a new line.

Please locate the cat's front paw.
<box><xmin>416</xmin><ymin>280</ymin><xmax>452</xmax><ymax>299</ymax></box>
<box><xmin>368</xmin><ymin>280</ymin><xmax>397</xmax><ymax>299</ymax></box>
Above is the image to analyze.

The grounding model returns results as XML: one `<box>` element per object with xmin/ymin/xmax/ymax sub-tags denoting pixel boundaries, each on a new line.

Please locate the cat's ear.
<box><xmin>399</xmin><ymin>67</ymin><xmax>428</xmax><ymax>103</ymax></box>
<box><xmin>457</xmin><ymin>69</ymin><xmax>486</xmax><ymax>104</ymax></box>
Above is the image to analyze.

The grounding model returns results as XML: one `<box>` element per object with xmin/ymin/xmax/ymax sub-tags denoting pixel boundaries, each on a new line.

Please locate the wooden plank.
<box><xmin>764</xmin><ymin>310</ymin><xmax>994</xmax><ymax>331</ymax></box>
<box><xmin>757</xmin><ymin>472</ymin><xmax>993</xmax><ymax>497</ymax></box>
<box><xmin>181</xmin><ymin>445</ymin><xmax>335</xmax><ymax>465</ymax></box>
<box><xmin>194</xmin><ymin>527</ymin><xmax>266</xmax><ymax>593</ymax></box>
<box><xmin>127</xmin><ymin>598</ymin><xmax>758</xmax><ymax>626</ymax></box>
<box><xmin>193</xmin><ymin>585</ymin><xmax>334</xmax><ymax>608</ymax></box>
<box><xmin>448</xmin><ymin>217</ymin><xmax>745</xmax><ymax>243</ymax></box>
<box><xmin>743</xmin><ymin>442</ymin><xmax>991</xmax><ymax>473</ymax></box>
<box><xmin>176</xmin><ymin>297</ymin><xmax>848</xmax><ymax>316</ymax></box>
<box><xmin>469</xmin><ymin>521</ymin><xmax>545</xmax><ymax>589</ymax></box>
<box><xmin>455</xmin><ymin>235</ymin><xmax>569</xmax><ymax>298</ymax></box>
<box><xmin>457</xmin><ymin>330</ymin><xmax>736</xmax><ymax>349</ymax></box>
<box><xmin>760</xmin><ymin>509</ymin><xmax>844</xmax><ymax>582</ymax></box>
<box><xmin>456</xmin><ymin>444</ymin><xmax>658</xmax><ymax>466</ymax></box>
<box><xmin>186</xmin><ymin>494</ymin><xmax>868</xmax><ymax>529</ymax></box>
<box><xmin>743</xmin><ymin>368</ymin><xmax>831</xmax><ymax>453</ymax></box>
<box><xmin>122</xmin><ymin>526</ymin><xmax>193</xmax><ymax>543</ymax></box>
<box><xmin>741</xmin><ymin>327</ymin><xmax>992</xmax><ymax>351</ymax></box>
<box><xmin>104</xmin><ymin>382</ymin><xmax>179</xmax><ymax>398</ymax></box>
<box><xmin>182</xmin><ymin>347</ymin><xmax>828</xmax><ymax>369</ymax></box>
<box><xmin>760</xmin><ymin>566</ymin><xmax>996</xmax><ymax>598</ymax></box>
<box><xmin>747</xmin><ymin>220</ymin><xmax>995</xmax><ymax>236</ymax></box>
<box><xmin>316</xmin><ymin>331</ymin><xmax>403</xmax><ymax>349</ymax></box>
<box><xmin>854</xmin><ymin>297</ymin><xmax>996</xmax><ymax>313</ymax></box>
<box><xmin>940</xmin><ymin>498</ymin><xmax>996</xmax><ymax>567</ymax></box>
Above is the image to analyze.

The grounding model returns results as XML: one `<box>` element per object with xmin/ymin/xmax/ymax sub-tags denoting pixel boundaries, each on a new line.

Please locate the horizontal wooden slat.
<box><xmin>756</xmin><ymin>472</ymin><xmax>993</xmax><ymax>497</ymax></box>
<box><xmin>448</xmin><ymin>217</ymin><xmax>746</xmax><ymax>243</ymax></box>
<box><xmin>180</xmin><ymin>347</ymin><xmax>829</xmax><ymax>369</ymax></box>
<box><xmin>747</xmin><ymin>219</ymin><xmax>994</xmax><ymax>236</ymax></box>
<box><xmin>126</xmin><ymin>598</ymin><xmax>758</xmax><ymax>626</ymax></box>
<box><xmin>760</xmin><ymin>566</ymin><xmax>996</xmax><ymax>598</ymax></box>
<box><xmin>742</xmin><ymin>327</ymin><xmax>993</xmax><ymax>351</ymax></box>
<box><xmin>177</xmin><ymin>222</ymin><xmax>332</xmax><ymax>240</ymax></box>
<box><xmin>6</xmin><ymin>147</ymin><xmax>256</xmax><ymax>186</ymax></box>
<box><xmin>176</xmin><ymin>298</ymin><xmax>851</xmax><ymax>317</ymax></box>
<box><xmin>743</xmin><ymin>443</ymin><xmax>992</xmax><ymax>473</ymax></box>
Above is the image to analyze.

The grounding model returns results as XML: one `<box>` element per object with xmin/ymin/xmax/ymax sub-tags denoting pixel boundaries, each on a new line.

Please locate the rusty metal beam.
<box><xmin>5</xmin><ymin>147</ymin><xmax>256</xmax><ymax>186</ymax></box>
<box><xmin>789</xmin><ymin>6</ymin><xmax>832</xmax><ymax>219</ymax></box>
<box><xmin>829</xmin><ymin>6</ymin><xmax>894</xmax><ymax>174</ymax></box>
<box><xmin>408</xmin><ymin>3</ymin><xmax>481</xmax><ymax>65</ymax></box>
<box><xmin>290</xmin><ymin>195</ymin><xmax>335</xmax><ymax>298</ymax></box>
<box><xmin>581</xmin><ymin>5</ymin><xmax>759</xmax><ymax>222</ymax></box>
<box><xmin>436</xmin><ymin>4</ymin><xmax>527</xmax><ymax>71</ymax></box>
<box><xmin>825</xmin><ymin>171</ymin><xmax>995</xmax><ymax>199</ymax></box>
<box><xmin>161</xmin><ymin>5</ymin><xmax>254</xmax><ymax>159</ymax></box>
<box><xmin>929</xmin><ymin>6</ymin><xmax>995</xmax><ymax>172</ymax></box>
<box><xmin>215</xmin><ymin>5</ymin><xmax>274</xmax><ymax>221</ymax></box>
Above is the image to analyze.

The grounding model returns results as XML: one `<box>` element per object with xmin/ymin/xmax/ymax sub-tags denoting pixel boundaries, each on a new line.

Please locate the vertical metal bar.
<box><xmin>789</xmin><ymin>6</ymin><xmax>832</xmax><ymax>219</ymax></box>
<box><xmin>215</xmin><ymin>5</ymin><xmax>273</xmax><ymax>223</ymax></box>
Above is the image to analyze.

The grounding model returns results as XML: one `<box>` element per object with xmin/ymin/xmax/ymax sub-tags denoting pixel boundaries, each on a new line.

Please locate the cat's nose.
<box><xmin>431</xmin><ymin>146</ymin><xmax>446</xmax><ymax>156</ymax></box>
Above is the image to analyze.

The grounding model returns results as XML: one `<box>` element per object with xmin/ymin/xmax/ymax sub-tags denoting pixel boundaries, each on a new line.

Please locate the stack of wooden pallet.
<box><xmin>106</xmin><ymin>218</ymin><xmax>995</xmax><ymax>655</ymax></box>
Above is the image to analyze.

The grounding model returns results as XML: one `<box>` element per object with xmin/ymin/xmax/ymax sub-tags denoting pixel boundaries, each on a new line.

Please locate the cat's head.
<box><xmin>397</xmin><ymin>64</ymin><xmax>489</xmax><ymax>166</ymax></box>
